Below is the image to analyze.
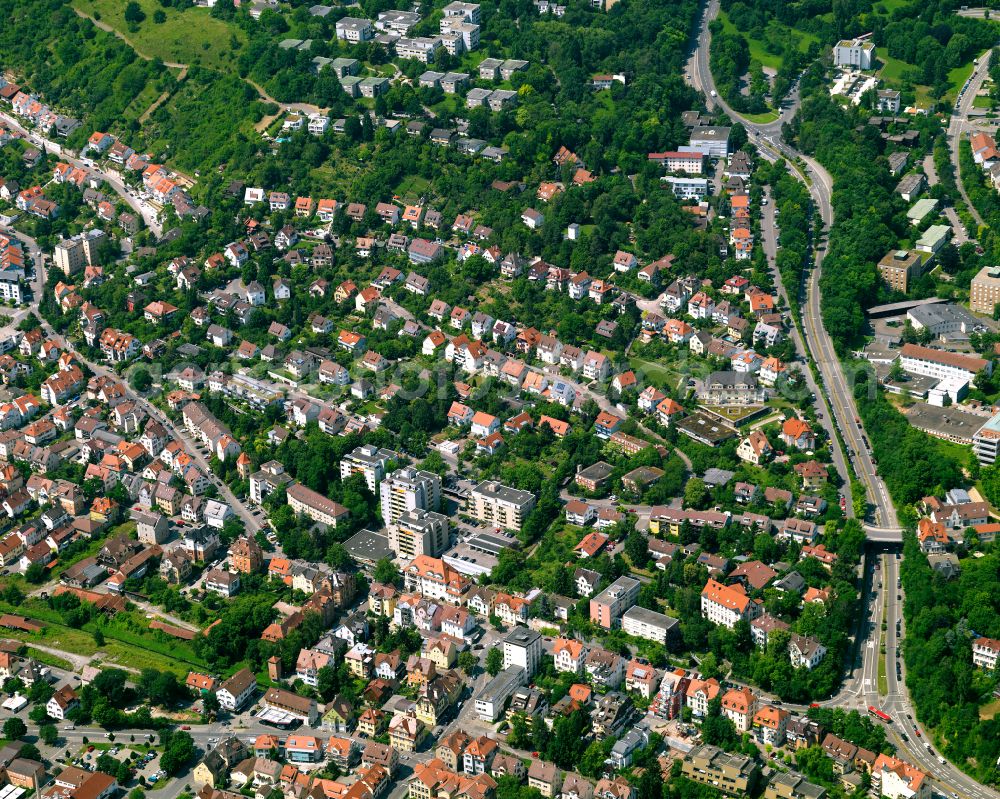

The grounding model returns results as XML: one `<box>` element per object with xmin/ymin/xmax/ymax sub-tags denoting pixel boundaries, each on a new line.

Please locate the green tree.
<box><xmin>2</xmin><ymin>717</ymin><xmax>26</xmax><ymax>740</ymax></box>
<box><xmin>124</xmin><ymin>1</ymin><xmax>145</xmax><ymax>22</ymax></box>
<box><xmin>684</xmin><ymin>477</ymin><xmax>708</xmax><ymax>509</ymax></box>
<box><xmin>159</xmin><ymin>730</ymin><xmax>195</xmax><ymax>775</ymax></box>
<box><xmin>624</xmin><ymin>529</ymin><xmax>649</xmax><ymax>569</ymax></box>
<box><xmin>458</xmin><ymin>651</ymin><xmax>478</xmax><ymax>675</ymax></box>
<box><xmin>24</xmin><ymin>562</ymin><xmax>46</xmax><ymax>583</ymax></box>
<box><xmin>373</xmin><ymin>558</ymin><xmax>400</xmax><ymax>586</ymax></box>
<box><xmin>39</xmin><ymin>724</ymin><xmax>58</xmax><ymax>746</ymax></box>
<box><xmin>486</xmin><ymin>647</ymin><xmax>503</xmax><ymax>676</ymax></box>
<box><xmin>130</xmin><ymin>367</ymin><xmax>153</xmax><ymax>392</ymax></box>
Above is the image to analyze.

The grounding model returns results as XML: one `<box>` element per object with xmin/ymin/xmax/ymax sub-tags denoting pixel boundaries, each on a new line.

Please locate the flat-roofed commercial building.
<box><xmin>475</xmin><ymin>666</ymin><xmax>525</xmax><ymax>721</ymax></box>
<box><xmin>971</xmin><ymin>265</ymin><xmax>1000</xmax><ymax>314</ymax></box>
<box><xmin>877</xmin><ymin>249</ymin><xmax>924</xmax><ymax>294</ymax></box>
<box><xmin>898</xmin><ymin>343</ymin><xmax>989</xmax><ymax>385</ymax></box>
<box><xmin>833</xmin><ymin>37</ymin><xmax>874</xmax><ymax>69</ymax></box>
<box><xmin>681</xmin><ymin>744</ymin><xmax>759</xmax><ymax>796</ymax></box>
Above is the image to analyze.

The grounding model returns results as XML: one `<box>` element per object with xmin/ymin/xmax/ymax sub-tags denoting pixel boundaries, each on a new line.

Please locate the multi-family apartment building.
<box><xmin>467</xmin><ymin>481</ymin><xmax>535</xmax><ymax>531</ymax></box>
<box><xmin>380</xmin><ymin>467</ymin><xmax>441</xmax><ymax>526</ymax></box>
<box><xmin>589</xmin><ymin>576</ymin><xmax>641</xmax><ymax>629</ymax></box>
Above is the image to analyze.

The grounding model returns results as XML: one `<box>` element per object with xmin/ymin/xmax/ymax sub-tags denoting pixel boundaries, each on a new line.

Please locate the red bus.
<box><xmin>868</xmin><ymin>706</ymin><xmax>892</xmax><ymax>723</ymax></box>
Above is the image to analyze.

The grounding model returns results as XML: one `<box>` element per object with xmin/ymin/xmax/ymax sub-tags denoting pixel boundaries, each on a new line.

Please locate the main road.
<box><xmin>687</xmin><ymin>0</ymin><xmax>899</xmax><ymax>534</ymax></box>
<box><xmin>872</xmin><ymin>553</ymin><xmax>999</xmax><ymax>799</ymax></box>
<box><xmin>948</xmin><ymin>48</ymin><xmax>992</xmax><ymax>230</ymax></box>
<box><xmin>684</xmin><ymin>4</ymin><xmax>1000</xmax><ymax>797</ymax></box>
<box><xmin>759</xmin><ymin>187</ymin><xmax>854</xmax><ymax>518</ymax></box>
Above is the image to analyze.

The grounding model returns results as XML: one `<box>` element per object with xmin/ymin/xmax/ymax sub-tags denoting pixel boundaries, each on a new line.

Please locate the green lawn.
<box><xmin>930</xmin><ymin>436</ymin><xmax>972</xmax><ymax>469</ymax></box>
<box><xmin>0</xmin><ymin>598</ymin><xmax>207</xmax><ymax>677</ymax></box>
<box><xmin>629</xmin><ymin>357</ymin><xmax>684</xmax><ymax>391</ymax></box>
<box><xmin>72</xmin><ymin>0</ymin><xmax>245</xmax><ymax>72</ymax></box>
<box><xmin>947</xmin><ymin>61</ymin><xmax>977</xmax><ymax>102</ymax></box>
<box><xmin>980</xmin><ymin>697</ymin><xmax>1000</xmax><ymax>720</ymax></box>
<box><xmin>874</xmin><ymin>0</ymin><xmax>915</xmax><ymax>12</ymax></box>
<box><xmin>973</xmin><ymin>95</ymin><xmax>995</xmax><ymax>109</ymax></box>
<box><xmin>878</xmin><ymin>49</ymin><xmax>979</xmax><ymax>106</ymax></box>
<box><xmin>742</xmin><ymin>109</ymin><xmax>781</xmax><ymax>124</ymax></box>
<box><xmin>25</xmin><ymin>647</ymin><xmax>74</xmax><ymax>671</ymax></box>
<box><xmin>717</xmin><ymin>10</ymin><xmax>818</xmax><ymax>72</ymax></box>
<box><xmin>394</xmin><ymin>175</ymin><xmax>432</xmax><ymax>199</ymax></box>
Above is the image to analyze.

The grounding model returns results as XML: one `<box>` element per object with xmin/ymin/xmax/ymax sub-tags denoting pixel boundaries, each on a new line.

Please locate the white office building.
<box><xmin>833</xmin><ymin>37</ymin><xmax>875</xmax><ymax>70</ymax></box>
<box><xmin>502</xmin><ymin>627</ymin><xmax>542</xmax><ymax>677</ymax></box>
<box><xmin>898</xmin><ymin>343</ymin><xmax>989</xmax><ymax>386</ymax></box>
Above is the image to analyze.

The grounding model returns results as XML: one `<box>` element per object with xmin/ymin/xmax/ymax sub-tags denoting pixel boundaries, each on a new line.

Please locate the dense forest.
<box><xmin>854</xmin><ymin>375</ymin><xmax>964</xmax><ymax>510</ymax></box>
<box><xmin>900</xmin><ymin>533</ymin><xmax>1000</xmax><ymax>786</ymax></box>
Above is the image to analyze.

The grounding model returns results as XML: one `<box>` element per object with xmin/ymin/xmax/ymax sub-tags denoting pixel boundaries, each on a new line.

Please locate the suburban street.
<box><xmin>24</xmin><ymin>256</ymin><xmax>264</xmax><ymax>535</ymax></box>
<box><xmin>947</xmin><ymin>48</ymin><xmax>991</xmax><ymax>230</ymax></box>
<box><xmin>0</xmin><ymin>110</ymin><xmax>164</xmax><ymax>238</ymax></box>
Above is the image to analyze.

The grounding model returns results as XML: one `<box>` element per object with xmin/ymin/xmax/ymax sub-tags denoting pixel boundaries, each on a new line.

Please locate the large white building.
<box><xmin>467</xmin><ymin>481</ymin><xmax>535</xmax><ymax>531</ymax></box>
<box><xmin>335</xmin><ymin>16</ymin><xmax>374</xmax><ymax>41</ymax></box>
<box><xmin>973</xmin><ymin>636</ymin><xmax>1000</xmax><ymax>670</ymax></box>
<box><xmin>340</xmin><ymin>445</ymin><xmax>401</xmax><ymax>492</ymax></box>
<box><xmin>664</xmin><ymin>176</ymin><xmax>710</xmax><ymax>200</ymax></box>
<box><xmin>688</xmin><ymin>126</ymin><xmax>731</xmax><ymax>158</ymax></box>
<box><xmin>380</xmin><ymin>467</ymin><xmax>441</xmax><ymax>526</ymax></box>
<box><xmin>622</xmin><ymin>605</ymin><xmax>679</xmax><ymax>645</ymax></box>
<box><xmin>475</xmin><ymin>666</ymin><xmax>525</xmax><ymax>722</ymax></box>
<box><xmin>871</xmin><ymin>754</ymin><xmax>930</xmax><ymax>799</ymax></box>
<box><xmin>648</xmin><ymin>150</ymin><xmax>705</xmax><ymax>174</ymax></box>
<box><xmin>502</xmin><ymin>627</ymin><xmax>542</xmax><ymax>677</ymax></box>
<box><xmin>833</xmin><ymin>37</ymin><xmax>875</xmax><ymax>70</ymax></box>
<box><xmin>388</xmin><ymin>508</ymin><xmax>450</xmax><ymax>559</ymax></box>
<box><xmin>701</xmin><ymin>578</ymin><xmax>761</xmax><ymax>629</ymax></box>
<box><xmin>898</xmin><ymin>343</ymin><xmax>990</xmax><ymax>386</ymax></box>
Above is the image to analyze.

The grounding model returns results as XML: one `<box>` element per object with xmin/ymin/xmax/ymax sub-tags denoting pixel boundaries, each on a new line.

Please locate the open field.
<box><xmin>629</xmin><ymin>357</ymin><xmax>685</xmax><ymax>391</ymax></box>
<box><xmin>980</xmin><ymin>697</ymin><xmax>1000</xmax><ymax>720</ymax></box>
<box><xmin>0</xmin><ymin>599</ymin><xmax>208</xmax><ymax>677</ymax></box>
<box><xmin>879</xmin><ymin>50</ymin><xmax>978</xmax><ymax>106</ymax></box>
<box><xmin>72</xmin><ymin>0</ymin><xmax>244</xmax><ymax>71</ymax></box>
<box><xmin>716</xmin><ymin>10</ymin><xmax>818</xmax><ymax>72</ymax></box>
